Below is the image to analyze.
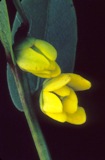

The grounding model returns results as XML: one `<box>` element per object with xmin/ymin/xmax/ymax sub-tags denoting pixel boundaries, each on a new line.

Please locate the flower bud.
<box><xmin>15</xmin><ymin>37</ymin><xmax>61</xmax><ymax>78</ymax></box>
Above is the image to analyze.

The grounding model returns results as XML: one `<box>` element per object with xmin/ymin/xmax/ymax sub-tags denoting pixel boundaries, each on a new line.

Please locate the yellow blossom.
<box><xmin>15</xmin><ymin>37</ymin><xmax>61</xmax><ymax>78</ymax></box>
<box><xmin>39</xmin><ymin>73</ymin><xmax>91</xmax><ymax>125</ymax></box>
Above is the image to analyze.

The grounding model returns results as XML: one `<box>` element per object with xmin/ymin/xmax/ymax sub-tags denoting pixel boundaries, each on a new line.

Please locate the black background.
<box><xmin>0</xmin><ymin>0</ymin><xmax>105</xmax><ymax>160</ymax></box>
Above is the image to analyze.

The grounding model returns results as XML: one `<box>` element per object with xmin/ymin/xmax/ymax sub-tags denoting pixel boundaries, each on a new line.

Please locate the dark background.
<box><xmin>0</xmin><ymin>0</ymin><xmax>105</xmax><ymax>160</ymax></box>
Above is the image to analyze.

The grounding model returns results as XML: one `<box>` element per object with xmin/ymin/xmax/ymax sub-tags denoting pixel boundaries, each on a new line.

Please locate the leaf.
<box><xmin>7</xmin><ymin>0</ymin><xmax>77</xmax><ymax>111</ymax></box>
<box><xmin>45</xmin><ymin>0</ymin><xmax>77</xmax><ymax>73</ymax></box>
<box><xmin>7</xmin><ymin>63</ymin><xmax>40</xmax><ymax>111</ymax></box>
<box><xmin>0</xmin><ymin>0</ymin><xmax>15</xmax><ymax>63</ymax></box>
<box><xmin>7</xmin><ymin>64</ymin><xmax>23</xmax><ymax>111</ymax></box>
<box><xmin>12</xmin><ymin>0</ymin><xmax>77</xmax><ymax>73</ymax></box>
<box><xmin>12</xmin><ymin>0</ymin><xmax>49</xmax><ymax>40</ymax></box>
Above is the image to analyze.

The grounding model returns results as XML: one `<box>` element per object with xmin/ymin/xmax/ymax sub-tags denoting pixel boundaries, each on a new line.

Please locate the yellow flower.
<box><xmin>15</xmin><ymin>37</ymin><xmax>61</xmax><ymax>78</ymax></box>
<box><xmin>39</xmin><ymin>73</ymin><xmax>91</xmax><ymax>125</ymax></box>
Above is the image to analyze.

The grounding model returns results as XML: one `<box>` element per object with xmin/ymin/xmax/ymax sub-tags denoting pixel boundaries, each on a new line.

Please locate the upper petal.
<box><xmin>43</xmin><ymin>74</ymin><xmax>71</xmax><ymax>91</ymax></box>
<box><xmin>34</xmin><ymin>39</ymin><xmax>57</xmax><ymax>61</ymax></box>
<box><xmin>67</xmin><ymin>73</ymin><xmax>91</xmax><ymax>91</ymax></box>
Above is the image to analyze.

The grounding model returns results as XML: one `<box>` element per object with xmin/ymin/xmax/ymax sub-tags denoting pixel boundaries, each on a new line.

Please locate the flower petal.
<box><xmin>62</xmin><ymin>89</ymin><xmax>78</xmax><ymax>114</ymax></box>
<box><xmin>35</xmin><ymin>62</ymin><xmax>61</xmax><ymax>78</ymax></box>
<box><xmin>45</xmin><ymin>112</ymin><xmax>67</xmax><ymax>122</ymax></box>
<box><xmin>41</xmin><ymin>91</ymin><xmax>63</xmax><ymax>113</ymax></box>
<box><xmin>66</xmin><ymin>107</ymin><xmax>86</xmax><ymax>125</ymax></box>
<box><xmin>48</xmin><ymin>61</ymin><xmax>61</xmax><ymax>77</ymax></box>
<box><xmin>43</xmin><ymin>74</ymin><xmax>71</xmax><ymax>91</ymax></box>
<box><xmin>35</xmin><ymin>71</ymin><xmax>52</xmax><ymax>78</ymax></box>
<box><xmin>54</xmin><ymin>86</ymin><xmax>71</xmax><ymax>97</ymax></box>
<box><xmin>68</xmin><ymin>73</ymin><xmax>91</xmax><ymax>91</ymax></box>
<box><xmin>34</xmin><ymin>39</ymin><xmax>57</xmax><ymax>61</ymax></box>
<box><xmin>16</xmin><ymin>48</ymin><xmax>50</xmax><ymax>73</ymax></box>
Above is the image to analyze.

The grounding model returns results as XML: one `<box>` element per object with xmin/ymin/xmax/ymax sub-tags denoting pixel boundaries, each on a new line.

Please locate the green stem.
<box><xmin>13</xmin><ymin>0</ymin><xmax>29</xmax><ymax>25</ymax></box>
<box><xmin>11</xmin><ymin>65</ymin><xmax>51</xmax><ymax>160</ymax></box>
<box><xmin>36</xmin><ymin>77</ymin><xmax>41</xmax><ymax>91</ymax></box>
<box><xmin>11</xmin><ymin>1</ymin><xmax>51</xmax><ymax>159</ymax></box>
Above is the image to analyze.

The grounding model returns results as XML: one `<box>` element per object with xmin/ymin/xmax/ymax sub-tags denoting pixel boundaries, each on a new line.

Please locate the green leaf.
<box><xmin>12</xmin><ymin>0</ymin><xmax>77</xmax><ymax>72</ymax></box>
<box><xmin>8</xmin><ymin>0</ymin><xmax>77</xmax><ymax>111</ymax></box>
<box><xmin>7</xmin><ymin>64</ymin><xmax>23</xmax><ymax>111</ymax></box>
<box><xmin>45</xmin><ymin>0</ymin><xmax>77</xmax><ymax>73</ymax></box>
<box><xmin>12</xmin><ymin>0</ymin><xmax>77</xmax><ymax>89</ymax></box>
<box><xmin>0</xmin><ymin>0</ymin><xmax>15</xmax><ymax>63</ymax></box>
<box><xmin>12</xmin><ymin>0</ymin><xmax>49</xmax><ymax>40</ymax></box>
<box><xmin>7</xmin><ymin>64</ymin><xmax>39</xmax><ymax>112</ymax></box>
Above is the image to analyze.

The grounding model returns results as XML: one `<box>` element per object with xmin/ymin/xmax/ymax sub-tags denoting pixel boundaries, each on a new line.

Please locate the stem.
<box><xmin>13</xmin><ymin>0</ymin><xmax>29</xmax><ymax>26</ymax></box>
<box><xmin>36</xmin><ymin>77</ymin><xmax>41</xmax><ymax>91</ymax></box>
<box><xmin>12</xmin><ymin>0</ymin><xmax>29</xmax><ymax>45</ymax></box>
<box><xmin>11</xmin><ymin>1</ymin><xmax>51</xmax><ymax>159</ymax></box>
<box><xmin>11</xmin><ymin>65</ymin><xmax>51</xmax><ymax>160</ymax></box>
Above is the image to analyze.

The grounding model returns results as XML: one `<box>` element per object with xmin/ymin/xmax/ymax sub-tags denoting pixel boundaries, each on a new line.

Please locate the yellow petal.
<box><xmin>45</xmin><ymin>61</ymin><xmax>61</xmax><ymax>77</ymax></box>
<box><xmin>68</xmin><ymin>73</ymin><xmax>91</xmax><ymax>91</ymax></box>
<box><xmin>41</xmin><ymin>91</ymin><xmax>63</xmax><ymax>113</ymax></box>
<box><xmin>66</xmin><ymin>107</ymin><xmax>86</xmax><ymax>125</ymax></box>
<box><xmin>35</xmin><ymin>71</ymin><xmax>52</xmax><ymax>78</ymax></box>
<box><xmin>35</xmin><ymin>62</ymin><xmax>61</xmax><ymax>78</ymax></box>
<box><xmin>45</xmin><ymin>112</ymin><xmax>67</xmax><ymax>122</ymax></box>
<box><xmin>43</xmin><ymin>74</ymin><xmax>71</xmax><ymax>91</ymax></box>
<box><xmin>16</xmin><ymin>48</ymin><xmax>50</xmax><ymax>74</ymax></box>
<box><xmin>34</xmin><ymin>39</ymin><xmax>57</xmax><ymax>61</ymax></box>
<box><xmin>62</xmin><ymin>89</ymin><xmax>78</xmax><ymax>114</ymax></box>
<box><xmin>54</xmin><ymin>86</ymin><xmax>71</xmax><ymax>97</ymax></box>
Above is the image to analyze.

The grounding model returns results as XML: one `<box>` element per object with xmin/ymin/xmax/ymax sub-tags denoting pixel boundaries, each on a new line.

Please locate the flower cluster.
<box><xmin>15</xmin><ymin>37</ymin><xmax>91</xmax><ymax>125</ymax></box>
<box><xmin>39</xmin><ymin>73</ymin><xmax>91</xmax><ymax>125</ymax></box>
